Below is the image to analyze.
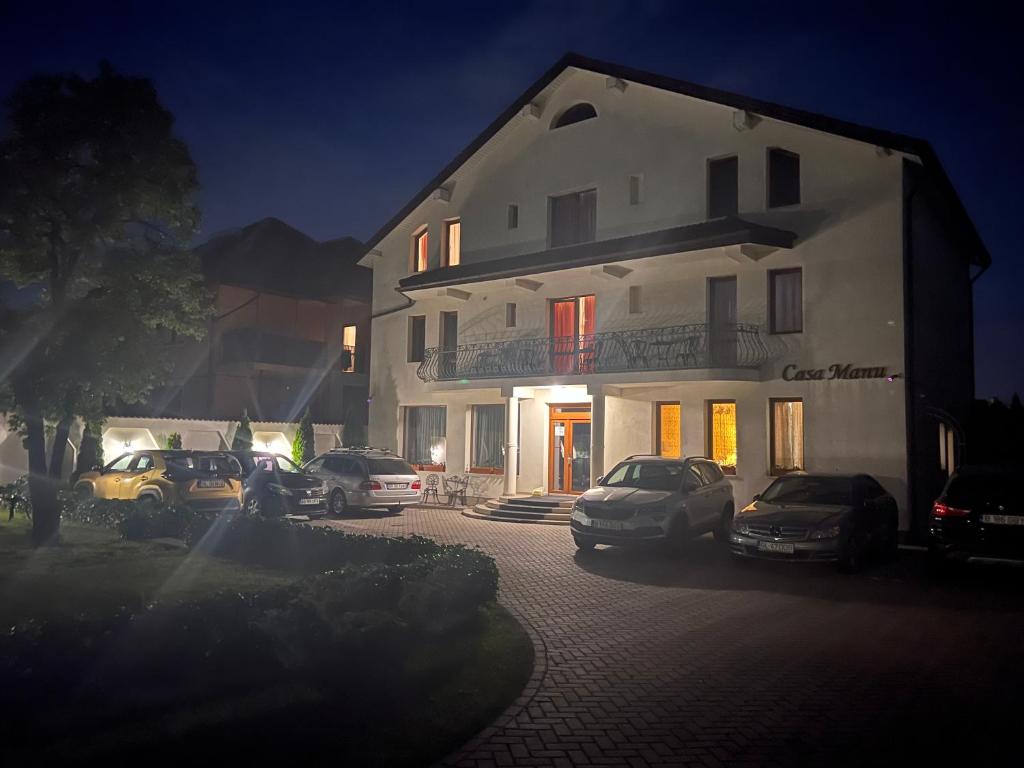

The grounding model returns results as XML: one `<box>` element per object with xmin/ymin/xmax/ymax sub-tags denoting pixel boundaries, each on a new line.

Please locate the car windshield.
<box><xmin>366</xmin><ymin>458</ymin><xmax>416</xmax><ymax>476</ymax></box>
<box><xmin>760</xmin><ymin>476</ymin><xmax>853</xmax><ymax>505</ymax></box>
<box><xmin>251</xmin><ymin>453</ymin><xmax>303</xmax><ymax>473</ymax></box>
<box><xmin>601</xmin><ymin>461</ymin><xmax>685</xmax><ymax>492</ymax></box>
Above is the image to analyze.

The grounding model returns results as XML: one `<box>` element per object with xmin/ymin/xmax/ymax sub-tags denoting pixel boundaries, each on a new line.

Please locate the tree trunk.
<box><xmin>24</xmin><ymin>413</ymin><xmax>61</xmax><ymax>547</ymax></box>
<box><xmin>49</xmin><ymin>416</ymin><xmax>72</xmax><ymax>480</ymax></box>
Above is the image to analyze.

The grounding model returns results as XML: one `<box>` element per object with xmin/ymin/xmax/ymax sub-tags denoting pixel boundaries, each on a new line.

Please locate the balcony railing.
<box><xmin>416</xmin><ymin>323</ymin><xmax>770</xmax><ymax>382</ymax></box>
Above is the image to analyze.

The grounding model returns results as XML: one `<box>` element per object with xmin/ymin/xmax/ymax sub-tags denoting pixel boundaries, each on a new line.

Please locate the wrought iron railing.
<box><xmin>416</xmin><ymin>323</ymin><xmax>769</xmax><ymax>382</ymax></box>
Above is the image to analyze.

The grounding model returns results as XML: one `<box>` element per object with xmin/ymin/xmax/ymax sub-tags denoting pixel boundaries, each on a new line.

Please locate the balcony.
<box><xmin>416</xmin><ymin>323</ymin><xmax>771</xmax><ymax>382</ymax></box>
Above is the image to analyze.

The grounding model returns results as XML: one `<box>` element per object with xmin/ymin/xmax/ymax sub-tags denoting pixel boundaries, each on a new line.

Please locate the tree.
<box><xmin>232</xmin><ymin>410</ymin><xmax>253</xmax><ymax>450</ymax></box>
<box><xmin>166</xmin><ymin>432</ymin><xmax>183</xmax><ymax>450</ymax></box>
<box><xmin>0</xmin><ymin>63</ymin><xmax>209</xmax><ymax>545</ymax></box>
<box><xmin>73</xmin><ymin>419</ymin><xmax>104</xmax><ymax>481</ymax></box>
<box><xmin>292</xmin><ymin>407</ymin><xmax>315</xmax><ymax>465</ymax></box>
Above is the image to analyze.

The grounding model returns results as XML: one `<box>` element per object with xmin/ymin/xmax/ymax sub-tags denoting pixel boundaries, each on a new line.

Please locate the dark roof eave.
<box><xmin>363</xmin><ymin>52</ymin><xmax>989</xmax><ymax>269</ymax></box>
<box><xmin>398</xmin><ymin>217</ymin><xmax>795</xmax><ymax>292</ymax></box>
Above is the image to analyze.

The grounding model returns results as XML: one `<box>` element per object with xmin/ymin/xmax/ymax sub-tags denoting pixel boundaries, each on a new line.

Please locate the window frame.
<box><xmin>469</xmin><ymin>404</ymin><xmax>505</xmax><ymax>474</ymax></box>
<box><xmin>628</xmin><ymin>285</ymin><xmax>642</xmax><ymax>315</ymax></box>
<box><xmin>507</xmin><ymin>203</ymin><xmax>519</xmax><ymax>230</ymax></box>
<box><xmin>411</xmin><ymin>227</ymin><xmax>429</xmax><ymax>273</ymax></box>
<box><xmin>341</xmin><ymin>324</ymin><xmax>357</xmax><ymax>371</ymax></box>
<box><xmin>407</xmin><ymin>315</ymin><xmax>426</xmax><ymax>363</ymax></box>
<box><xmin>706</xmin><ymin>154</ymin><xmax>739</xmax><ymax>219</ymax></box>
<box><xmin>769</xmin><ymin>397</ymin><xmax>805</xmax><ymax>476</ymax></box>
<box><xmin>705</xmin><ymin>399</ymin><xmax>738</xmax><ymax>475</ymax></box>
<box><xmin>767</xmin><ymin>147</ymin><xmax>801</xmax><ymax>209</ymax></box>
<box><xmin>768</xmin><ymin>267</ymin><xmax>803</xmax><ymax>334</ymax></box>
<box><xmin>403</xmin><ymin>405</ymin><xmax>447</xmax><ymax>471</ymax></box>
<box><xmin>442</xmin><ymin>218</ymin><xmax>461</xmax><ymax>267</ymax></box>
<box><xmin>505</xmin><ymin>302</ymin><xmax>517</xmax><ymax>328</ymax></box>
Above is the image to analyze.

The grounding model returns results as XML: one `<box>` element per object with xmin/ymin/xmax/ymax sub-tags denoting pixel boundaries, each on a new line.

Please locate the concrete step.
<box><xmin>476</xmin><ymin>503</ymin><xmax>571</xmax><ymax>521</ymax></box>
<box><xmin>498</xmin><ymin>494</ymin><xmax>576</xmax><ymax>509</ymax></box>
<box><xmin>463</xmin><ymin>507</ymin><xmax>571</xmax><ymax>526</ymax></box>
<box><xmin>485</xmin><ymin>499</ymin><xmax>576</xmax><ymax>515</ymax></box>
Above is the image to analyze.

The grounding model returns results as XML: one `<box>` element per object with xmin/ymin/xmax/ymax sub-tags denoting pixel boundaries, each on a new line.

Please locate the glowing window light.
<box><xmin>708</xmin><ymin>401</ymin><xmax>737</xmax><ymax>473</ymax></box>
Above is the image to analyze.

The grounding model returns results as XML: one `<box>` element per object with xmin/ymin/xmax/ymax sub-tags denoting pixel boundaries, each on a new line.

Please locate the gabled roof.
<box><xmin>363</xmin><ymin>52</ymin><xmax>989</xmax><ymax>268</ymax></box>
<box><xmin>399</xmin><ymin>217</ymin><xmax>795</xmax><ymax>291</ymax></box>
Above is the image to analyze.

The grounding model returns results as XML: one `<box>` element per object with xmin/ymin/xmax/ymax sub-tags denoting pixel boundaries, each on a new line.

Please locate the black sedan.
<box><xmin>729</xmin><ymin>473</ymin><xmax>899</xmax><ymax>572</ymax></box>
<box><xmin>928</xmin><ymin>465</ymin><xmax>1023</xmax><ymax>571</ymax></box>
<box><xmin>227</xmin><ymin>451</ymin><xmax>328</xmax><ymax>519</ymax></box>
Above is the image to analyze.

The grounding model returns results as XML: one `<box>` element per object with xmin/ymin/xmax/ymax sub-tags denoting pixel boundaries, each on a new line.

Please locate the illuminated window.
<box><xmin>706</xmin><ymin>400</ymin><xmax>737</xmax><ymax>474</ymax></box>
<box><xmin>444</xmin><ymin>219</ymin><xmax>461</xmax><ymax>267</ymax></box>
<box><xmin>656</xmin><ymin>402</ymin><xmax>681</xmax><ymax>458</ymax></box>
<box><xmin>413</xmin><ymin>228</ymin><xmax>429</xmax><ymax>272</ymax></box>
<box><xmin>939</xmin><ymin>421</ymin><xmax>956</xmax><ymax>476</ymax></box>
<box><xmin>341</xmin><ymin>325</ymin><xmax>356</xmax><ymax>372</ymax></box>
<box><xmin>770</xmin><ymin>399</ymin><xmax>804</xmax><ymax>474</ymax></box>
<box><xmin>404</xmin><ymin>406</ymin><xmax>446</xmax><ymax>469</ymax></box>
<box><xmin>471</xmin><ymin>404</ymin><xmax>504</xmax><ymax>472</ymax></box>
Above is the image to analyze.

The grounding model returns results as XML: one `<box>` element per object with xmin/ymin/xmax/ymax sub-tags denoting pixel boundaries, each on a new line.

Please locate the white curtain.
<box><xmin>472</xmin><ymin>405</ymin><xmax>504</xmax><ymax>468</ymax></box>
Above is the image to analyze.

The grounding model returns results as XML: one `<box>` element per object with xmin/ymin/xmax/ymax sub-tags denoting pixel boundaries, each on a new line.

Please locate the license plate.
<box><xmin>758</xmin><ymin>541</ymin><xmax>795</xmax><ymax>554</ymax></box>
<box><xmin>981</xmin><ymin>514</ymin><xmax>1024</xmax><ymax>526</ymax></box>
<box><xmin>386</xmin><ymin>483</ymin><xmax>408</xmax><ymax>490</ymax></box>
<box><xmin>197</xmin><ymin>479</ymin><xmax>225</xmax><ymax>489</ymax></box>
<box><xmin>591</xmin><ymin>519</ymin><xmax>625</xmax><ymax>531</ymax></box>
<box><xmin>299</xmin><ymin>497</ymin><xmax>322</xmax><ymax>505</ymax></box>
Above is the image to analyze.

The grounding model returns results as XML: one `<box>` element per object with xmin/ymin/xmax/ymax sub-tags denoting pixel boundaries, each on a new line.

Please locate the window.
<box><xmin>408</xmin><ymin>315</ymin><xmax>426</xmax><ymax>363</ymax></box>
<box><xmin>629</xmin><ymin>285</ymin><xmax>642</xmax><ymax>314</ymax></box>
<box><xmin>770</xmin><ymin>399</ymin><xmax>804</xmax><ymax>474</ymax></box>
<box><xmin>769</xmin><ymin>268</ymin><xmax>802</xmax><ymax>334</ymax></box>
<box><xmin>768</xmin><ymin>148</ymin><xmax>800</xmax><ymax>208</ymax></box>
<box><xmin>404</xmin><ymin>406</ymin><xmax>446</xmax><ymax>469</ymax></box>
<box><xmin>602</xmin><ymin>460</ymin><xmax>686</xmax><ymax>491</ymax></box>
<box><xmin>506</xmin><ymin>302</ymin><xmax>517</xmax><ymax>328</ymax></box>
<box><xmin>412</xmin><ymin>228</ymin><xmax>429</xmax><ymax>272</ymax></box>
<box><xmin>706</xmin><ymin>400</ymin><xmax>737</xmax><ymax>474</ymax></box>
<box><xmin>341</xmin><ymin>325</ymin><xmax>357</xmax><ymax>371</ymax></box>
<box><xmin>629</xmin><ymin>174</ymin><xmax>643</xmax><ymax>205</ymax></box>
<box><xmin>471</xmin><ymin>404</ymin><xmax>505</xmax><ymax>472</ymax></box>
<box><xmin>507</xmin><ymin>203</ymin><xmax>519</xmax><ymax>230</ymax></box>
<box><xmin>130</xmin><ymin>454</ymin><xmax>154</xmax><ymax>471</ymax></box>
<box><xmin>549</xmin><ymin>189</ymin><xmax>596</xmax><ymax>247</ymax></box>
<box><xmin>939</xmin><ymin>421</ymin><xmax>956</xmax><ymax>476</ymax></box>
<box><xmin>550</xmin><ymin>102</ymin><xmax>597</xmax><ymax>129</ymax></box>
<box><xmin>707</xmin><ymin>156</ymin><xmax>738</xmax><ymax>218</ymax></box>
<box><xmin>106</xmin><ymin>454</ymin><xmax>134</xmax><ymax>472</ymax></box>
<box><xmin>696</xmin><ymin>460</ymin><xmax>725</xmax><ymax>484</ymax></box>
<box><xmin>439</xmin><ymin>311</ymin><xmax>458</xmax><ymax>378</ymax></box>
<box><xmin>444</xmin><ymin>219</ymin><xmax>461</xmax><ymax>267</ymax></box>
<box><xmin>656</xmin><ymin>402</ymin><xmax>681</xmax><ymax>458</ymax></box>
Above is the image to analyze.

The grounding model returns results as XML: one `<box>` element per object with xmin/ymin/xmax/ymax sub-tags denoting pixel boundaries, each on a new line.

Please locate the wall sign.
<box><xmin>782</xmin><ymin>363</ymin><xmax>889</xmax><ymax>382</ymax></box>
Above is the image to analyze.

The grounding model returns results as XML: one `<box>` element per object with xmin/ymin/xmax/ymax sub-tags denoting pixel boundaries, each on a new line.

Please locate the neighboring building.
<box><xmin>361</xmin><ymin>53</ymin><xmax>988</xmax><ymax>536</ymax></box>
<box><xmin>0</xmin><ymin>218</ymin><xmax>372</xmax><ymax>482</ymax></box>
<box><xmin>123</xmin><ymin>217</ymin><xmax>372</xmax><ymax>427</ymax></box>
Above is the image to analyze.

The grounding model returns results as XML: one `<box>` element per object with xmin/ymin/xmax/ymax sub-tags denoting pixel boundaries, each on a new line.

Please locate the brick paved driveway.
<box><xmin>320</xmin><ymin>508</ymin><xmax>1024</xmax><ymax>767</ymax></box>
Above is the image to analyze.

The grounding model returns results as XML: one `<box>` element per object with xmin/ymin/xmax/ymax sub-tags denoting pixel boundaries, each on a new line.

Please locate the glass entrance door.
<box><xmin>548</xmin><ymin>406</ymin><xmax>592</xmax><ymax>493</ymax></box>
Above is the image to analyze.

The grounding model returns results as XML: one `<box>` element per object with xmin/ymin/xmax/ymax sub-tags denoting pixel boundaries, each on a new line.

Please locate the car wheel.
<box><xmin>573</xmin><ymin>536</ymin><xmax>595</xmax><ymax>551</ymax></box>
<box><xmin>713</xmin><ymin>503</ymin><xmax>734</xmax><ymax>544</ymax></box>
<box><xmin>136</xmin><ymin>494</ymin><xmax>161</xmax><ymax>510</ymax></box>
<box><xmin>329</xmin><ymin>489</ymin><xmax>347</xmax><ymax>517</ymax></box>
<box><xmin>838</xmin><ymin>532</ymin><xmax>866</xmax><ymax>573</ymax></box>
<box><xmin>245</xmin><ymin>496</ymin><xmax>262</xmax><ymax>516</ymax></box>
<box><xmin>74</xmin><ymin>484</ymin><xmax>93</xmax><ymax>500</ymax></box>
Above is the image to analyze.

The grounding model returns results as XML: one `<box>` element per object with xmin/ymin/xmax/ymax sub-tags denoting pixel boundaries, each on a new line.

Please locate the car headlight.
<box><xmin>267</xmin><ymin>483</ymin><xmax>293</xmax><ymax>496</ymax></box>
<box><xmin>732</xmin><ymin>519</ymin><xmax>750</xmax><ymax>535</ymax></box>
<box><xmin>810</xmin><ymin>524</ymin><xmax>841</xmax><ymax>540</ymax></box>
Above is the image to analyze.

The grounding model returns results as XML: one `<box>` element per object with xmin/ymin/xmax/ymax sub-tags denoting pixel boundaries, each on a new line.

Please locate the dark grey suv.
<box><xmin>570</xmin><ymin>455</ymin><xmax>735</xmax><ymax>552</ymax></box>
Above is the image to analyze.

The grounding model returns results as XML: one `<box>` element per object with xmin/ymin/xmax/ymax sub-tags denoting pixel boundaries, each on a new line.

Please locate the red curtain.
<box><xmin>578</xmin><ymin>296</ymin><xmax>596</xmax><ymax>373</ymax></box>
<box><xmin>552</xmin><ymin>300</ymin><xmax>575</xmax><ymax>374</ymax></box>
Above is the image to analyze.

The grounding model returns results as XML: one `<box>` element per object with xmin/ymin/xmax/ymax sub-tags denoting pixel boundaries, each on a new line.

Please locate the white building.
<box><xmin>361</xmin><ymin>54</ymin><xmax>988</xmax><ymax>536</ymax></box>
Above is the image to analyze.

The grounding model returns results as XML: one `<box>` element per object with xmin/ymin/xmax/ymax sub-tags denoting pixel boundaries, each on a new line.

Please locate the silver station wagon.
<box><xmin>304</xmin><ymin>447</ymin><xmax>422</xmax><ymax>515</ymax></box>
<box><xmin>570</xmin><ymin>455</ymin><xmax>735</xmax><ymax>553</ymax></box>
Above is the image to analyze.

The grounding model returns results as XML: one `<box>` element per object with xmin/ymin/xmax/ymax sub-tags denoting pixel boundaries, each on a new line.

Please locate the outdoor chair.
<box><xmin>423</xmin><ymin>474</ymin><xmax>441</xmax><ymax>505</ymax></box>
<box><xmin>443</xmin><ymin>474</ymin><xmax>469</xmax><ymax>507</ymax></box>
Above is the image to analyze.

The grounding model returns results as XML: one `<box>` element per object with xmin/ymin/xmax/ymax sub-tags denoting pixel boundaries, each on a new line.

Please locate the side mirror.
<box><xmin>595</xmin><ymin>475</ymin><xmax>604</xmax><ymax>485</ymax></box>
<box><xmin>91</xmin><ymin>464</ymin><xmax>103</xmax><ymax>473</ymax></box>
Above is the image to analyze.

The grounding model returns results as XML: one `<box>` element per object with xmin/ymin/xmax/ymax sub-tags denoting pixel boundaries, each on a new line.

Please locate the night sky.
<box><xmin>3</xmin><ymin>1</ymin><xmax>1020</xmax><ymax>399</ymax></box>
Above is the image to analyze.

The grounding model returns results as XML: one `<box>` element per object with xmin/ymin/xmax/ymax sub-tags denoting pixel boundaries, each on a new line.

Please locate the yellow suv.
<box><xmin>74</xmin><ymin>450</ymin><xmax>244</xmax><ymax>512</ymax></box>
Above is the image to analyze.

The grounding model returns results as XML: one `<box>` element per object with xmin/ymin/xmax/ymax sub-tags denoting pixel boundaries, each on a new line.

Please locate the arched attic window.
<box><xmin>550</xmin><ymin>102</ymin><xmax>597</xmax><ymax>129</ymax></box>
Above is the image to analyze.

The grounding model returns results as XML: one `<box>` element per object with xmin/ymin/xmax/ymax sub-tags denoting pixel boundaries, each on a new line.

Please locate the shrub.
<box><xmin>232</xmin><ymin>409</ymin><xmax>253</xmax><ymax>450</ymax></box>
<box><xmin>292</xmin><ymin>407</ymin><xmax>315</xmax><ymax>465</ymax></box>
<box><xmin>165</xmin><ymin>432</ymin><xmax>182</xmax><ymax>449</ymax></box>
<box><xmin>62</xmin><ymin>495</ymin><xmax>213</xmax><ymax>541</ymax></box>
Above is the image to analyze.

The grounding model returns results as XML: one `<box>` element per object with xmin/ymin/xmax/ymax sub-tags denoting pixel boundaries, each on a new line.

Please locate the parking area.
<box><xmin>319</xmin><ymin>508</ymin><xmax>1024</xmax><ymax>767</ymax></box>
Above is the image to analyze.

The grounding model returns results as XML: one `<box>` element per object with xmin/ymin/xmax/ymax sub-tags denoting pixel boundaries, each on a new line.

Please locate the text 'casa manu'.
<box><xmin>782</xmin><ymin>363</ymin><xmax>889</xmax><ymax>382</ymax></box>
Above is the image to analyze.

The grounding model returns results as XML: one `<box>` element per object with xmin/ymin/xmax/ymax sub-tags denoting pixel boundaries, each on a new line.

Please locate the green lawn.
<box><xmin>0</xmin><ymin>516</ymin><xmax>296</xmax><ymax>626</ymax></box>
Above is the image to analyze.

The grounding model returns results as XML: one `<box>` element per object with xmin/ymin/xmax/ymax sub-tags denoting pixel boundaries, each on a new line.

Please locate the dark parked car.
<box><xmin>928</xmin><ymin>466</ymin><xmax>1024</xmax><ymax>571</ymax></box>
<box><xmin>227</xmin><ymin>451</ymin><xmax>328</xmax><ymax>518</ymax></box>
<box><xmin>570</xmin><ymin>455</ymin><xmax>735</xmax><ymax>553</ymax></box>
<box><xmin>729</xmin><ymin>473</ymin><xmax>899</xmax><ymax>572</ymax></box>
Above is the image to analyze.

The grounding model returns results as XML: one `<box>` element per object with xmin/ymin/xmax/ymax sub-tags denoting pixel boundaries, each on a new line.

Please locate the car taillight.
<box><xmin>411</xmin><ymin>480</ymin><xmax>421</xmax><ymax>490</ymax></box>
<box><xmin>359</xmin><ymin>480</ymin><xmax>382</xmax><ymax>491</ymax></box>
<box><xmin>932</xmin><ymin>501</ymin><xmax>971</xmax><ymax>518</ymax></box>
